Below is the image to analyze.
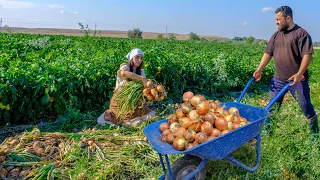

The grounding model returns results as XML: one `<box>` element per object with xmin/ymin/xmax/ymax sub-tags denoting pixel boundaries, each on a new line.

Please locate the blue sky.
<box><xmin>0</xmin><ymin>0</ymin><xmax>319</xmax><ymax>41</ymax></box>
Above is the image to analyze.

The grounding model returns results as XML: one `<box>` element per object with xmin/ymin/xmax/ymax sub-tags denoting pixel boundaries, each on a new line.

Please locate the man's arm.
<box><xmin>253</xmin><ymin>53</ymin><xmax>273</xmax><ymax>81</ymax></box>
<box><xmin>288</xmin><ymin>54</ymin><xmax>312</xmax><ymax>86</ymax></box>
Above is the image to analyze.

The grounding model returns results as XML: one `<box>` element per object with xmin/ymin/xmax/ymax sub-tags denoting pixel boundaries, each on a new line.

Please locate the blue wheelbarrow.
<box><xmin>143</xmin><ymin>77</ymin><xmax>293</xmax><ymax>180</ymax></box>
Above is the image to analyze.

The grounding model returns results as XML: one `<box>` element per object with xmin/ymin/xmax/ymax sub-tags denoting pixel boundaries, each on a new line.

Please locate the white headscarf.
<box><xmin>126</xmin><ymin>48</ymin><xmax>144</xmax><ymax>61</ymax></box>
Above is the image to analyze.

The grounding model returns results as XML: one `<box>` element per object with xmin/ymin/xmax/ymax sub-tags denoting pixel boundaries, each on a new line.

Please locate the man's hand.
<box><xmin>253</xmin><ymin>71</ymin><xmax>262</xmax><ymax>82</ymax></box>
<box><xmin>288</xmin><ymin>74</ymin><xmax>305</xmax><ymax>86</ymax></box>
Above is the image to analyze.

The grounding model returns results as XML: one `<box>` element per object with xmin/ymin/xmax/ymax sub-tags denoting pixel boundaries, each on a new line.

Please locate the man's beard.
<box><xmin>278</xmin><ymin>22</ymin><xmax>289</xmax><ymax>31</ymax></box>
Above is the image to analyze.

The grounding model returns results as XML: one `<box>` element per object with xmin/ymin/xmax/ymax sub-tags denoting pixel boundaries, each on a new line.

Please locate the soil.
<box><xmin>0</xmin><ymin>27</ymin><xmax>230</xmax><ymax>41</ymax></box>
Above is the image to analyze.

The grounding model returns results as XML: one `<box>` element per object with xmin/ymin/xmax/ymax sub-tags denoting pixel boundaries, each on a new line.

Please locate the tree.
<box><xmin>189</xmin><ymin>32</ymin><xmax>200</xmax><ymax>41</ymax></box>
<box><xmin>78</xmin><ymin>23</ymin><xmax>91</xmax><ymax>36</ymax></box>
<box><xmin>167</xmin><ymin>33</ymin><xmax>176</xmax><ymax>40</ymax></box>
<box><xmin>259</xmin><ymin>40</ymin><xmax>268</xmax><ymax>46</ymax></box>
<box><xmin>4</xmin><ymin>25</ymin><xmax>14</xmax><ymax>33</ymax></box>
<box><xmin>156</xmin><ymin>34</ymin><xmax>164</xmax><ymax>40</ymax></box>
<box><xmin>127</xmin><ymin>28</ymin><xmax>143</xmax><ymax>39</ymax></box>
<box><xmin>246</xmin><ymin>36</ymin><xmax>255</xmax><ymax>44</ymax></box>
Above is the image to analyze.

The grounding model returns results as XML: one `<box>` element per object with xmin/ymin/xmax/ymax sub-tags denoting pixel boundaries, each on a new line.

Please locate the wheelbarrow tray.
<box><xmin>143</xmin><ymin>102</ymin><xmax>268</xmax><ymax>160</ymax></box>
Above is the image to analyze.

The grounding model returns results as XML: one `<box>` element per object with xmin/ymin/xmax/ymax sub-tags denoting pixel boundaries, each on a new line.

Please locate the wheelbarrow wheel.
<box><xmin>165</xmin><ymin>155</ymin><xmax>206</xmax><ymax>180</ymax></box>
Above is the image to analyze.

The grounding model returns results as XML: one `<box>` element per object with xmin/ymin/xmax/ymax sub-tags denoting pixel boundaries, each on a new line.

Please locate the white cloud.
<box><xmin>16</xmin><ymin>14</ymin><xmax>20</xmax><ymax>17</ymax></box>
<box><xmin>46</xmin><ymin>4</ymin><xmax>64</xmax><ymax>9</ymax></box>
<box><xmin>243</xmin><ymin>22</ymin><xmax>248</xmax><ymax>27</ymax></box>
<box><xmin>0</xmin><ymin>0</ymin><xmax>35</xmax><ymax>9</ymax></box>
<box><xmin>60</xmin><ymin>10</ymin><xmax>65</xmax><ymax>14</ymax></box>
<box><xmin>261</xmin><ymin>7</ymin><xmax>274</xmax><ymax>13</ymax></box>
<box><xmin>73</xmin><ymin>11</ymin><xmax>78</xmax><ymax>15</ymax></box>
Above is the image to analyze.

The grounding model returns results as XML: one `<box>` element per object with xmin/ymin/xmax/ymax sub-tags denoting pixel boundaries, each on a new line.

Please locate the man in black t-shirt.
<box><xmin>253</xmin><ymin>6</ymin><xmax>318</xmax><ymax>137</ymax></box>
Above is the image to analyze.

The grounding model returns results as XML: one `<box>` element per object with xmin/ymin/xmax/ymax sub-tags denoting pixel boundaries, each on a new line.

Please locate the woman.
<box><xmin>97</xmin><ymin>48</ymin><xmax>155</xmax><ymax>127</ymax></box>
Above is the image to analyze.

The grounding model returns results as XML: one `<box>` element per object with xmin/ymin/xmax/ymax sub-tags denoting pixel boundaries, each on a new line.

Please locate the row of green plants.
<box><xmin>0</xmin><ymin>33</ymin><xmax>275</xmax><ymax>125</ymax></box>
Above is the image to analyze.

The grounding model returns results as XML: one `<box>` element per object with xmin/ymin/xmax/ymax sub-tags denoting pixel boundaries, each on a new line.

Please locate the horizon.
<box><xmin>0</xmin><ymin>0</ymin><xmax>319</xmax><ymax>41</ymax></box>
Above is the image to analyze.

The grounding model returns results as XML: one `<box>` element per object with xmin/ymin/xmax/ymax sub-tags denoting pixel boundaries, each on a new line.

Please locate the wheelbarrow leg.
<box><xmin>225</xmin><ymin>134</ymin><xmax>261</xmax><ymax>172</ymax></box>
<box><xmin>158</xmin><ymin>153</ymin><xmax>166</xmax><ymax>180</ymax></box>
<box><xmin>158</xmin><ymin>153</ymin><xmax>174</xmax><ymax>180</ymax></box>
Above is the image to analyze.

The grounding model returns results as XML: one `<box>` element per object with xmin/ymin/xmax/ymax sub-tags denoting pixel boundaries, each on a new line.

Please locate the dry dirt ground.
<box><xmin>0</xmin><ymin>27</ymin><xmax>230</xmax><ymax>41</ymax></box>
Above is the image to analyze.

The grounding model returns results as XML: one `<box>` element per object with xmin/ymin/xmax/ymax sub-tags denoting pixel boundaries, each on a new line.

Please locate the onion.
<box><xmin>209</xmin><ymin>102</ymin><xmax>218</xmax><ymax>110</ymax></box>
<box><xmin>9</xmin><ymin>168</ymin><xmax>20</xmax><ymax>178</ymax></box>
<box><xmin>204</xmin><ymin>113</ymin><xmax>216</xmax><ymax>125</ymax></box>
<box><xmin>162</xmin><ymin>129</ymin><xmax>171</xmax><ymax>136</ymax></box>
<box><xmin>185</xmin><ymin>143</ymin><xmax>194</xmax><ymax>150</ymax></box>
<box><xmin>190</xmin><ymin>96</ymin><xmax>202</xmax><ymax>107</ymax></box>
<box><xmin>143</xmin><ymin>88</ymin><xmax>151</xmax><ymax>94</ymax></box>
<box><xmin>228</xmin><ymin>107</ymin><xmax>239</xmax><ymax>116</ymax></box>
<box><xmin>146</xmin><ymin>80</ymin><xmax>153</xmax><ymax>88</ymax></box>
<box><xmin>215</xmin><ymin>117</ymin><xmax>228</xmax><ymax>131</ymax></box>
<box><xmin>181</xmin><ymin>102</ymin><xmax>192</xmax><ymax>114</ymax></box>
<box><xmin>195</xmin><ymin>94</ymin><xmax>206</xmax><ymax>101</ymax></box>
<box><xmin>188</xmin><ymin>121</ymin><xmax>202</xmax><ymax>132</ymax></box>
<box><xmin>169</xmin><ymin>122</ymin><xmax>180</xmax><ymax>133</ymax></box>
<box><xmin>196</xmin><ymin>101</ymin><xmax>210</xmax><ymax>115</ymax></box>
<box><xmin>228</xmin><ymin>122</ymin><xmax>233</xmax><ymax>130</ymax></box>
<box><xmin>176</xmin><ymin>108</ymin><xmax>186</xmax><ymax>119</ymax></box>
<box><xmin>240</xmin><ymin>117</ymin><xmax>248</xmax><ymax>123</ymax></box>
<box><xmin>210</xmin><ymin>128</ymin><xmax>221</xmax><ymax>137</ymax></box>
<box><xmin>207</xmin><ymin>136</ymin><xmax>216</xmax><ymax>141</ymax></box>
<box><xmin>179</xmin><ymin>117</ymin><xmax>191</xmax><ymax>129</ymax></box>
<box><xmin>188</xmin><ymin>110</ymin><xmax>200</xmax><ymax>121</ymax></box>
<box><xmin>183</xmin><ymin>91</ymin><xmax>194</xmax><ymax>102</ymax></box>
<box><xmin>159</xmin><ymin>122</ymin><xmax>169</xmax><ymax>132</ymax></box>
<box><xmin>233</xmin><ymin>116</ymin><xmax>241</xmax><ymax>124</ymax></box>
<box><xmin>159</xmin><ymin>94</ymin><xmax>165</xmax><ymax>101</ymax></box>
<box><xmin>201</xmin><ymin>121</ymin><xmax>213</xmax><ymax>135</ymax></box>
<box><xmin>168</xmin><ymin>114</ymin><xmax>177</xmax><ymax>125</ymax></box>
<box><xmin>221</xmin><ymin>130</ymin><xmax>230</xmax><ymax>135</ymax></box>
<box><xmin>156</xmin><ymin>85</ymin><xmax>165</xmax><ymax>93</ymax></box>
<box><xmin>224</xmin><ymin>114</ymin><xmax>234</xmax><ymax>122</ymax></box>
<box><xmin>150</xmin><ymin>89</ymin><xmax>159</xmax><ymax>100</ymax></box>
<box><xmin>166</xmin><ymin>133</ymin><xmax>175</xmax><ymax>144</ymax></box>
<box><xmin>192</xmin><ymin>140</ymin><xmax>199</xmax><ymax>147</ymax></box>
<box><xmin>0</xmin><ymin>156</ymin><xmax>6</xmax><ymax>163</ymax></box>
<box><xmin>146</xmin><ymin>94</ymin><xmax>154</xmax><ymax>101</ymax></box>
<box><xmin>195</xmin><ymin>132</ymin><xmax>208</xmax><ymax>144</ymax></box>
<box><xmin>174</xmin><ymin>127</ymin><xmax>187</xmax><ymax>138</ymax></box>
<box><xmin>240</xmin><ymin>121</ymin><xmax>247</xmax><ymax>127</ymax></box>
<box><xmin>173</xmin><ymin>137</ymin><xmax>187</xmax><ymax>151</ymax></box>
<box><xmin>161</xmin><ymin>134</ymin><xmax>167</xmax><ymax>142</ymax></box>
<box><xmin>215</xmin><ymin>106</ymin><xmax>226</xmax><ymax>116</ymax></box>
<box><xmin>0</xmin><ymin>168</ymin><xmax>8</xmax><ymax>177</ymax></box>
<box><xmin>184</xmin><ymin>131</ymin><xmax>195</xmax><ymax>142</ymax></box>
<box><xmin>232</xmin><ymin>123</ymin><xmax>240</xmax><ymax>130</ymax></box>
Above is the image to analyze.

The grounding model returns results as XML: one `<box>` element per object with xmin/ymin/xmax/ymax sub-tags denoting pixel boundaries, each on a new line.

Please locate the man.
<box><xmin>253</xmin><ymin>6</ymin><xmax>318</xmax><ymax>136</ymax></box>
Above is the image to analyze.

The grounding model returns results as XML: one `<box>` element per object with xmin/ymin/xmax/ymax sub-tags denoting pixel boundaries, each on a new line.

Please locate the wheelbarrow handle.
<box><xmin>237</xmin><ymin>77</ymin><xmax>293</xmax><ymax>111</ymax></box>
<box><xmin>236</xmin><ymin>77</ymin><xmax>255</xmax><ymax>103</ymax></box>
<box><xmin>264</xmin><ymin>81</ymin><xmax>293</xmax><ymax>111</ymax></box>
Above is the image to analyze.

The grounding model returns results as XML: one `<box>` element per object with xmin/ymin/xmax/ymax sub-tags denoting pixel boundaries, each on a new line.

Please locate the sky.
<box><xmin>0</xmin><ymin>0</ymin><xmax>319</xmax><ymax>41</ymax></box>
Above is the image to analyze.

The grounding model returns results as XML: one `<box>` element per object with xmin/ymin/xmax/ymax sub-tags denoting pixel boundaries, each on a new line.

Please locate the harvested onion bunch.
<box><xmin>142</xmin><ymin>80</ymin><xmax>167</xmax><ymax>102</ymax></box>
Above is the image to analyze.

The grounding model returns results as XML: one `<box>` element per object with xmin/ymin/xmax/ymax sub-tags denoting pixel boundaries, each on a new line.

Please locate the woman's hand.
<box><xmin>141</xmin><ymin>77</ymin><xmax>148</xmax><ymax>87</ymax></box>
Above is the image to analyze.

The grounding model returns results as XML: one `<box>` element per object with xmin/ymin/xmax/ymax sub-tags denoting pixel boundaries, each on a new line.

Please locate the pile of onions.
<box><xmin>143</xmin><ymin>80</ymin><xmax>167</xmax><ymax>101</ymax></box>
<box><xmin>159</xmin><ymin>91</ymin><xmax>249</xmax><ymax>151</ymax></box>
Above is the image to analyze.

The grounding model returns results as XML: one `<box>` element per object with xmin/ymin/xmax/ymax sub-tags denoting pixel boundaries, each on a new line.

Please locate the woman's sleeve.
<box><xmin>141</xmin><ymin>69</ymin><xmax>146</xmax><ymax>78</ymax></box>
<box><xmin>117</xmin><ymin>64</ymin><xmax>129</xmax><ymax>79</ymax></box>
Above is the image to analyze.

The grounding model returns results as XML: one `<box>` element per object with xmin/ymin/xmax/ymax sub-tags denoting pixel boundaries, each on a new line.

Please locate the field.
<box><xmin>0</xmin><ymin>27</ymin><xmax>230</xmax><ymax>41</ymax></box>
<box><xmin>0</xmin><ymin>32</ymin><xmax>320</xmax><ymax>179</ymax></box>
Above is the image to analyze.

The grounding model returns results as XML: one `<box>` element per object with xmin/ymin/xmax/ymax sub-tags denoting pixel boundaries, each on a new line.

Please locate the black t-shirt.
<box><xmin>265</xmin><ymin>24</ymin><xmax>314</xmax><ymax>81</ymax></box>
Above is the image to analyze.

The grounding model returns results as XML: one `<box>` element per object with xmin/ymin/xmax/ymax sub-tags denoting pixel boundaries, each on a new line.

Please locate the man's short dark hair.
<box><xmin>275</xmin><ymin>6</ymin><xmax>293</xmax><ymax>18</ymax></box>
